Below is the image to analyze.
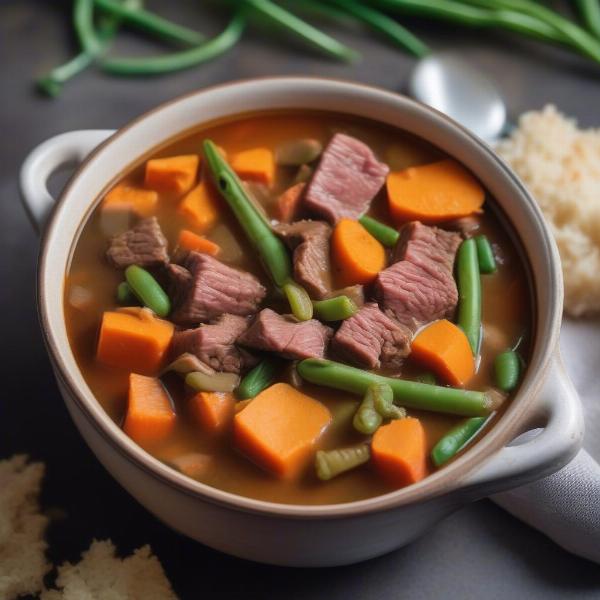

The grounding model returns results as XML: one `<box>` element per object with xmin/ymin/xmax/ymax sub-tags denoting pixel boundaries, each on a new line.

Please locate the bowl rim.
<box><xmin>38</xmin><ymin>76</ymin><xmax>561</xmax><ymax>519</ymax></box>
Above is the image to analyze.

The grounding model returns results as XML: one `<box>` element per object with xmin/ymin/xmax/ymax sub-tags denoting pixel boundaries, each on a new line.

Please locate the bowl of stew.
<box><xmin>21</xmin><ymin>78</ymin><xmax>583</xmax><ymax>566</ymax></box>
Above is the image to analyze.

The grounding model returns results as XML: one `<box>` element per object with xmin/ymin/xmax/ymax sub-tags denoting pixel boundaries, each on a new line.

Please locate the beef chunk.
<box><xmin>375</xmin><ymin>222</ymin><xmax>461</xmax><ymax>330</ymax></box>
<box><xmin>274</xmin><ymin>220</ymin><xmax>332</xmax><ymax>299</ymax></box>
<box><xmin>106</xmin><ymin>216</ymin><xmax>168</xmax><ymax>268</ymax></box>
<box><xmin>303</xmin><ymin>134</ymin><xmax>389</xmax><ymax>224</ymax></box>
<box><xmin>331</xmin><ymin>302</ymin><xmax>411</xmax><ymax>370</ymax></box>
<box><xmin>170</xmin><ymin>314</ymin><xmax>255</xmax><ymax>373</ymax></box>
<box><xmin>238</xmin><ymin>308</ymin><xmax>332</xmax><ymax>360</ymax></box>
<box><xmin>442</xmin><ymin>216</ymin><xmax>481</xmax><ymax>238</ymax></box>
<box><xmin>168</xmin><ymin>252</ymin><xmax>266</xmax><ymax>326</ymax></box>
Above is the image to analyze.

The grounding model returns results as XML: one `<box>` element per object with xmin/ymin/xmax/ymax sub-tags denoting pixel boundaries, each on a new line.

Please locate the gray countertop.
<box><xmin>2</xmin><ymin>1</ymin><xmax>600</xmax><ymax>597</ymax></box>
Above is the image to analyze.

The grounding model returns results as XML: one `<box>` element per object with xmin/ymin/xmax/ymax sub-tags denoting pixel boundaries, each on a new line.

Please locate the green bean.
<box><xmin>185</xmin><ymin>371</ymin><xmax>240</xmax><ymax>393</ymax></box>
<box><xmin>417</xmin><ymin>372</ymin><xmax>437</xmax><ymax>385</ymax></box>
<box><xmin>358</xmin><ymin>215</ymin><xmax>400</xmax><ymax>247</ymax></box>
<box><xmin>315</xmin><ymin>444</ymin><xmax>370</xmax><ymax>480</ymax></box>
<box><xmin>124</xmin><ymin>265</ymin><xmax>171</xmax><ymax>317</ymax></box>
<box><xmin>298</xmin><ymin>359</ymin><xmax>499</xmax><ymax>416</ymax></box>
<box><xmin>494</xmin><ymin>350</ymin><xmax>521</xmax><ymax>391</ymax></box>
<box><xmin>116</xmin><ymin>281</ymin><xmax>137</xmax><ymax>305</ymax></box>
<box><xmin>73</xmin><ymin>0</ymin><xmax>102</xmax><ymax>54</ymax></box>
<box><xmin>575</xmin><ymin>0</ymin><xmax>600</xmax><ymax>39</ymax></box>
<box><xmin>283</xmin><ymin>280</ymin><xmax>314</xmax><ymax>321</ymax></box>
<box><xmin>94</xmin><ymin>0</ymin><xmax>205</xmax><ymax>46</ymax></box>
<box><xmin>237</xmin><ymin>359</ymin><xmax>279</xmax><ymax>399</ymax></box>
<box><xmin>353</xmin><ymin>385</ymin><xmax>383</xmax><ymax>434</ymax></box>
<box><xmin>312</xmin><ymin>295</ymin><xmax>357</xmax><ymax>321</ymax></box>
<box><xmin>431</xmin><ymin>417</ymin><xmax>487</xmax><ymax>467</ymax></box>
<box><xmin>101</xmin><ymin>12</ymin><xmax>245</xmax><ymax>75</ymax></box>
<box><xmin>243</xmin><ymin>0</ymin><xmax>359</xmax><ymax>62</ymax></box>
<box><xmin>371</xmin><ymin>383</ymin><xmax>406</xmax><ymax>419</ymax></box>
<box><xmin>325</xmin><ymin>0</ymin><xmax>429</xmax><ymax>57</ymax></box>
<box><xmin>456</xmin><ymin>238</ymin><xmax>482</xmax><ymax>355</ymax></box>
<box><xmin>474</xmin><ymin>234</ymin><xmax>497</xmax><ymax>274</ymax></box>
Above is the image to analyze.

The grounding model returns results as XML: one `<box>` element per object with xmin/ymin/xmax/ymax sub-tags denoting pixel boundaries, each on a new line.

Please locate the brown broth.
<box><xmin>64</xmin><ymin>112</ymin><xmax>532</xmax><ymax>505</ymax></box>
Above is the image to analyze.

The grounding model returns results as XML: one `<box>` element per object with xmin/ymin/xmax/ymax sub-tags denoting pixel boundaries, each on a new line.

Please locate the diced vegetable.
<box><xmin>282</xmin><ymin>280</ymin><xmax>314</xmax><ymax>321</ymax></box>
<box><xmin>494</xmin><ymin>350</ymin><xmax>521</xmax><ymax>391</ymax></box>
<box><xmin>178</xmin><ymin>181</ymin><xmax>220</xmax><ymax>233</ymax></box>
<box><xmin>275</xmin><ymin>138</ymin><xmax>323</xmax><ymax>166</ymax></box>
<box><xmin>123</xmin><ymin>373</ymin><xmax>176</xmax><ymax>447</ymax></box>
<box><xmin>371</xmin><ymin>383</ymin><xmax>406</xmax><ymax>419</ymax></box>
<box><xmin>162</xmin><ymin>353</ymin><xmax>207</xmax><ymax>375</ymax></box>
<box><xmin>387</xmin><ymin>159</ymin><xmax>485</xmax><ymax>223</ymax></box>
<box><xmin>331</xmin><ymin>219</ymin><xmax>386</xmax><ymax>286</ymax></box>
<box><xmin>315</xmin><ymin>443</ymin><xmax>370</xmax><ymax>481</ymax></box>
<box><xmin>297</xmin><ymin>359</ymin><xmax>500</xmax><ymax>416</ymax></box>
<box><xmin>168</xmin><ymin>453</ymin><xmax>213</xmax><ymax>479</ymax></box>
<box><xmin>233</xmin><ymin>383</ymin><xmax>331</xmax><ymax>478</ymax></box>
<box><xmin>411</xmin><ymin>319</ymin><xmax>475</xmax><ymax>387</ymax></box>
<box><xmin>101</xmin><ymin>183</ymin><xmax>158</xmax><ymax>216</ymax></box>
<box><xmin>353</xmin><ymin>385</ymin><xmax>383</xmax><ymax>435</ymax></box>
<box><xmin>177</xmin><ymin>229</ymin><xmax>220</xmax><ymax>256</ymax></box>
<box><xmin>371</xmin><ymin>417</ymin><xmax>427</xmax><ymax>487</ymax></box>
<box><xmin>189</xmin><ymin>391</ymin><xmax>235</xmax><ymax>434</ymax></box>
<box><xmin>96</xmin><ymin>309</ymin><xmax>174</xmax><ymax>374</ymax></box>
<box><xmin>456</xmin><ymin>238</ymin><xmax>482</xmax><ymax>355</ymax></box>
<box><xmin>312</xmin><ymin>295</ymin><xmax>357</xmax><ymax>321</ymax></box>
<box><xmin>231</xmin><ymin>147</ymin><xmax>275</xmax><ymax>186</ymax></box>
<box><xmin>358</xmin><ymin>215</ymin><xmax>400</xmax><ymax>247</ymax></box>
<box><xmin>68</xmin><ymin>284</ymin><xmax>94</xmax><ymax>311</ymax></box>
<box><xmin>144</xmin><ymin>154</ymin><xmax>199</xmax><ymax>194</ymax></box>
<box><xmin>116</xmin><ymin>281</ymin><xmax>136</xmax><ymax>305</ymax></box>
<box><xmin>431</xmin><ymin>417</ymin><xmax>487</xmax><ymax>467</ymax></box>
<box><xmin>236</xmin><ymin>359</ymin><xmax>279</xmax><ymax>400</ymax></box>
<box><xmin>125</xmin><ymin>265</ymin><xmax>171</xmax><ymax>317</ymax></box>
<box><xmin>475</xmin><ymin>234</ymin><xmax>497</xmax><ymax>274</ymax></box>
<box><xmin>275</xmin><ymin>182</ymin><xmax>306</xmax><ymax>223</ymax></box>
<box><xmin>185</xmin><ymin>371</ymin><xmax>240</xmax><ymax>393</ymax></box>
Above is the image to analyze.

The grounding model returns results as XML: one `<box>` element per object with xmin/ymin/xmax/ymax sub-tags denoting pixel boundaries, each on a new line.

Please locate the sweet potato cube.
<box><xmin>234</xmin><ymin>383</ymin><xmax>331</xmax><ymax>479</ymax></box>
<box><xmin>101</xmin><ymin>183</ymin><xmax>158</xmax><ymax>216</ymax></box>
<box><xmin>371</xmin><ymin>418</ymin><xmax>427</xmax><ymax>488</ymax></box>
<box><xmin>177</xmin><ymin>229</ymin><xmax>220</xmax><ymax>256</ymax></box>
<box><xmin>145</xmin><ymin>154</ymin><xmax>199</xmax><ymax>194</ymax></box>
<box><xmin>190</xmin><ymin>392</ymin><xmax>235</xmax><ymax>434</ymax></box>
<box><xmin>123</xmin><ymin>373</ymin><xmax>176</xmax><ymax>448</ymax></box>
<box><xmin>96</xmin><ymin>309</ymin><xmax>174</xmax><ymax>375</ymax></box>
<box><xmin>178</xmin><ymin>181</ymin><xmax>220</xmax><ymax>233</ymax></box>
<box><xmin>231</xmin><ymin>148</ymin><xmax>275</xmax><ymax>186</ymax></box>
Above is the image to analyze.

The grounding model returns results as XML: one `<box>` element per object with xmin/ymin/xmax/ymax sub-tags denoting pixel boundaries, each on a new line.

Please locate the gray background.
<box><xmin>1</xmin><ymin>1</ymin><xmax>599</xmax><ymax>597</ymax></box>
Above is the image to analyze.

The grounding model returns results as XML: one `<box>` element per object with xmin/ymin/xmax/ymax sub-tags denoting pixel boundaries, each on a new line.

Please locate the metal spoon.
<box><xmin>408</xmin><ymin>52</ymin><xmax>507</xmax><ymax>143</ymax></box>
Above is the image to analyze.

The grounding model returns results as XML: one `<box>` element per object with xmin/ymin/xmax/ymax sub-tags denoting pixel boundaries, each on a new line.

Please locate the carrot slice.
<box><xmin>387</xmin><ymin>159</ymin><xmax>484</xmax><ymax>224</ymax></box>
<box><xmin>123</xmin><ymin>373</ymin><xmax>175</xmax><ymax>447</ymax></box>
<box><xmin>231</xmin><ymin>148</ymin><xmax>275</xmax><ymax>186</ymax></box>
<box><xmin>177</xmin><ymin>229</ymin><xmax>220</xmax><ymax>256</ymax></box>
<box><xmin>331</xmin><ymin>218</ymin><xmax>386</xmax><ymax>286</ymax></box>
<box><xmin>234</xmin><ymin>383</ymin><xmax>331</xmax><ymax>479</ymax></box>
<box><xmin>145</xmin><ymin>154</ymin><xmax>199</xmax><ymax>194</ymax></box>
<box><xmin>101</xmin><ymin>183</ymin><xmax>158</xmax><ymax>216</ymax></box>
<box><xmin>96</xmin><ymin>309</ymin><xmax>174</xmax><ymax>375</ymax></box>
<box><xmin>275</xmin><ymin>182</ymin><xmax>305</xmax><ymax>223</ymax></box>
<box><xmin>178</xmin><ymin>181</ymin><xmax>220</xmax><ymax>233</ymax></box>
<box><xmin>190</xmin><ymin>392</ymin><xmax>235</xmax><ymax>434</ymax></box>
<box><xmin>411</xmin><ymin>319</ymin><xmax>475</xmax><ymax>387</ymax></box>
<box><xmin>371</xmin><ymin>418</ymin><xmax>427</xmax><ymax>488</ymax></box>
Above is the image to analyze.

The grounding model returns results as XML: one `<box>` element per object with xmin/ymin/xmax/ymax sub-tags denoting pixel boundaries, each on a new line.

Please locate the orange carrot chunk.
<box><xmin>178</xmin><ymin>181</ymin><xmax>220</xmax><ymax>233</ymax></box>
<box><xmin>123</xmin><ymin>373</ymin><xmax>175</xmax><ymax>448</ymax></box>
<box><xmin>145</xmin><ymin>154</ymin><xmax>199</xmax><ymax>194</ymax></box>
<box><xmin>275</xmin><ymin>182</ymin><xmax>306</xmax><ymax>223</ymax></box>
<box><xmin>190</xmin><ymin>392</ymin><xmax>235</xmax><ymax>434</ymax></box>
<box><xmin>96</xmin><ymin>309</ymin><xmax>174</xmax><ymax>375</ymax></box>
<box><xmin>331</xmin><ymin>218</ymin><xmax>386</xmax><ymax>286</ymax></box>
<box><xmin>411</xmin><ymin>319</ymin><xmax>475</xmax><ymax>387</ymax></box>
<box><xmin>101</xmin><ymin>183</ymin><xmax>158</xmax><ymax>216</ymax></box>
<box><xmin>231</xmin><ymin>148</ymin><xmax>275</xmax><ymax>186</ymax></box>
<box><xmin>371</xmin><ymin>417</ymin><xmax>427</xmax><ymax>488</ymax></box>
<box><xmin>387</xmin><ymin>159</ymin><xmax>485</xmax><ymax>224</ymax></box>
<box><xmin>234</xmin><ymin>383</ymin><xmax>331</xmax><ymax>479</ymax></box>
<box><xmin>177</xmin><ymin>229</ymin><xmax>220</xmax><ymax>256</ymax></box>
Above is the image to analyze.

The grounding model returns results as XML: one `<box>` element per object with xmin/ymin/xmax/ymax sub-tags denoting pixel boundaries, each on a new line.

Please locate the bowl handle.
<box><xmin>20</xmin><ymin>129</ymin><xmax>115</xmax><ymax>233</ymax></box>
<box><xmin>460</xmin><ymin>351</ymin><xmax>583</xmax><ymax>497</ymax></box>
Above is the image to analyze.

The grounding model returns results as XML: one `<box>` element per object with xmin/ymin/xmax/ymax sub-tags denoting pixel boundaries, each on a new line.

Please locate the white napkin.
<box><xmin>493</xmin><ymin>318</ymin><xmax>600</xmax><ymax>564</ymax></box>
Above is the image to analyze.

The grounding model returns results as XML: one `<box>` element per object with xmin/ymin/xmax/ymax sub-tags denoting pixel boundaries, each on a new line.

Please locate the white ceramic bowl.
<box><xmin>21</xmin><ymin>78</ymin><xmax>583</xmax><ymax>567</ymax></box>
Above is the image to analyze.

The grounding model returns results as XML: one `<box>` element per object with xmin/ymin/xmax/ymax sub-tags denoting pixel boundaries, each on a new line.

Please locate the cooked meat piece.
<box><xmin>302</xmin><ymin>133</ymin><xmax>389</xmax><ymax>224</ymax></box>
<box><xmin>376</xmin><ymin>222</ymin><xmax>462</xmax><ymax>330</ymax></box>
<box><xmin>168</xmin><ymin>252</ymin><xmax>266</xmax><ymax>326</ymax></box>
<box><xmin>442</xmin><ymin>215</ymin><xmax>481</xmax><ymax>238</ymax></box>
<box><xmin>238</xmin><ymin>308</ymin><xmax>333</xmax><ymax>360</ymax></box>
<box><xmin>169</xmin><ymin>314</ymin><xmax>255</xmax><ymax>374</ymax></box>
<box><xmin>331</xmin><ymin>302</ymin><xmax>411</xmax><ymax>370</ymax></box>
<box><xmin>105</xmin><ymin>216</ymin><xmax>168</xmax><ymax>268</ymax></box>
<box><xmin>274</xmin><ymin>220</ymin><xmax>332</xmax><ymax>299</ymax></box>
